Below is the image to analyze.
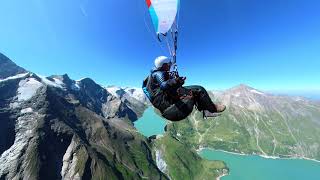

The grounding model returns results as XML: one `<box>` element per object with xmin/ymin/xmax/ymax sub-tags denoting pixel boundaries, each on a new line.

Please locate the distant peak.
<box><xmin>47</xmin><ymin>74</ymin><xmax>74</xmax><ymax>88</ymax></box>
<box><xmin>230</xmin><ymin>84</ymin><xmax>254</xmax><ymax>91</ymax></box>
<box><xmin>78</xmin><ymin>77</ymin><xmax>95</xmax><ymax>83</ymax></box>
<box><xmin>49</xmin><ymin>74</ymin><xmax>71</xmax><ymax>81</ymax></box>
<box><xmin>77</xmin><ymin>77</ymin><xmax>106</xmax><ymax>92</ymax></box>
<box><xmin>225</xmin><ymin>84</ymin><xmax>266</xmax><ymax>96</ymax></box>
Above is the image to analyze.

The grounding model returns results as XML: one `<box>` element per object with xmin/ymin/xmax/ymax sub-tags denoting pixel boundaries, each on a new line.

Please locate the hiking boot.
<box><xmin>215</xmin><ymin>104</ymin><xmax>226</xmax><ymax>113</ymax></box>
<box><xmin>203</xmin><ymin>110</ymin><xmax>222</xmax><ymax>119</ymax></box>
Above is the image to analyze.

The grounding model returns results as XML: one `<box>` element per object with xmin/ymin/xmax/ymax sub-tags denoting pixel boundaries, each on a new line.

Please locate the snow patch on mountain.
<box><xmin>21</xmin><ymin>108</ymin><xmax>33</xmax><ymax>114</ymax></box>
<box><xmin>71</xmin><ymin>81</ymin><xmax>81</xmax><ymax>91</ymax></box>
<box><xmin>9</xmin><ymin>102</ymin><xmax>19</xmax><ymax>109</ymax></box>
<box><xmin>250</xmin><ymin>89</ymin><xmax>264</xmax><ymax>95</ymax></box>
<box><xmin>0</xmin><ymin>73</ymin><xmax>29</xmax><ymax>82</ymax></box>
<box><xmin>105</xmin><ymin>86</ymin><xmax>149</xmax><ymax>104</ymax></box>
<box><xmin>233</xmin><ymin>92</ymin><xmax>241</xmax><ymax>97</ymax></box>
<box><xmin>39</xmin><ymin>76</ymin><xmax>64</xmax><ymax>89</ymax></box>
<box><xmin>17</xmin><ymin>78</ymin><xmax>43</xmax><ymax>101</ymax></box>
<box><xmin>106</xmin><ymin>86</ymin><xmax>122</xmax><ymax>98</ymax></box>
<box><xmin>53</xmin><ymin>78</ymin><xmax>65</xmax><ymax>87</ymax></box>
<box><xmin>76</xmin><ymin>78</ymin><xmax>88</xmax><ymax>82</ymax></box>
<box><xmin>124</xmin><ymin>87</ymin><xmax>149</xmax><ymax>104</ymax></box>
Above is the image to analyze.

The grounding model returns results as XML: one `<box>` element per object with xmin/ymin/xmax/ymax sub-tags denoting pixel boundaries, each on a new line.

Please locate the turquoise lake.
<box><xmin>135</xmin><ymin>107</ymin><xmax>320</xmax><ymax>180</ymax></box>
<box><xmin>200</xmin><ymin>149</ymin><xmax>320</xmax><ymax>180</ymax></box>
<box><xmin>134</xmin><ymin>107</ymin><xmax>167</xmax><ymax>137</ymax></box>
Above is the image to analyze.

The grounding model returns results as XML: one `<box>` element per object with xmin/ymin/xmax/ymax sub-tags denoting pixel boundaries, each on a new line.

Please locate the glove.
<box><xmin>176</xmin><ymin>76</ymin><xmax>186</xmax><ymax>86</ymax></box>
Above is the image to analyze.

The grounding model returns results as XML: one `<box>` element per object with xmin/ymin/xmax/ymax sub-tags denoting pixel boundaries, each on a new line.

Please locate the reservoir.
<box><xmin>135</xmin><ymin>107</ymin><xmax>320</xmax><ymax>180</ymax></box>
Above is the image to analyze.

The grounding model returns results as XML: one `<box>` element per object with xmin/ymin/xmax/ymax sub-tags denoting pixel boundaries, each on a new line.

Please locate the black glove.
<box><xmin>176</xmin><ymin>76</ymin><xmax>186</xmax><ymax>86</ymax></box>
<box><xmin>166</xmin><ymin>77</ymin><xmax>186</xmax><ymax>89</ymax></box>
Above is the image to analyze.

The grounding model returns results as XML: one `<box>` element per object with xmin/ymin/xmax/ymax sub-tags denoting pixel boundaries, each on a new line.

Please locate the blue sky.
<box><xmin>0</xmin><ymin>0</ymin><xmax>319</xmax><ymax>94</ymax></box>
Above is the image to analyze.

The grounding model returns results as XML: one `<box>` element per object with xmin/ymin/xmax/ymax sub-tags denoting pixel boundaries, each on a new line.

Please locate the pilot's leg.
<box><xmin>183</xmin><ymin>85</ymin><xmax>225</xmax><ymax>113</ymax></box>
<box><xmin>162</xmin><ymin>97</ymin><xmax>195</xmax><ymax>121</ymax></box>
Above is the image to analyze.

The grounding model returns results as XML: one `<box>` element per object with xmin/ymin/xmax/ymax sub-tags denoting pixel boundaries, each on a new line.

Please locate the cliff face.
<box><xmin>0</xmin><ymin>54</ymin><xmax>167</xmax><ymax>180</ymax></box>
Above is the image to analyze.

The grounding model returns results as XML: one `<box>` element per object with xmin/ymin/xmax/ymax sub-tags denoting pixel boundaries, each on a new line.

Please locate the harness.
<box><xmin>142</xmin><ymin>74</ymin><xmax>161</xmax><ymax>102</ymax></box>
<box><xmin>142</xmin><ymin>75</ymin><xmax>154</xmax><ymax>101</ymax></box>
<box><xmin>142</xmin><ymin>70</ymin><xmax>183</xmax><ymax>103</ymax></box>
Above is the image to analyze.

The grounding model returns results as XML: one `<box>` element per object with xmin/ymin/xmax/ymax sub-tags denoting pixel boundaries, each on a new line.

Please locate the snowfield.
<box><xmin>17</xmin><ymin>78</ymin><xmax>43</xmax><ymax>101</ymax></box>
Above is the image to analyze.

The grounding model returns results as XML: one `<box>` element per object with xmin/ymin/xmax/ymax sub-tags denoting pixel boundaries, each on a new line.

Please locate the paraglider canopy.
<box><xmin>146</xmin><ymin>0</ymin><xmax>179</xmax><ymax>35</ymax></box>
<box><xmin>145</xmin><ymin>0</ymin><xmax>180</xmax><ymax>59</ymax></box>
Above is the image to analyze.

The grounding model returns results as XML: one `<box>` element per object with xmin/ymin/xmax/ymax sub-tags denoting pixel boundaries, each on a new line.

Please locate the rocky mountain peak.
<box><xmin>0</xmin><ymin>53</ymin><xmax>27</xmax><ymax>79</ymax></box>
<box><xmin>217</xmin><ymin>84</ymin><xmax>270</xmax><ymax>112</ymax></box>
<box><xmin>0</xmin><ymin>54</ymin><xmax>165</xmax><ymax>180</ymax></box>
<box><xmin>224</xmin><ymin>84</ymin><xmax>266</xmax><ymax>97</ymax></box>
<box><xmin>228</xmin><ymin>84</ymin><xmax>254</xmax><ymax>91</ymax></box>
<box><xmin>48</xmin><ymin>74</ymin><xmax>73</xmax><ymax>85</ymax></box>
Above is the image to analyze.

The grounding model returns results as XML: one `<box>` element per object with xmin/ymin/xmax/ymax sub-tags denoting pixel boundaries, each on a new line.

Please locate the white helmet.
<box><xmin>154</xmin><ymin>56</ymin><xmax>171</xmax><ymax>69</ymax></box>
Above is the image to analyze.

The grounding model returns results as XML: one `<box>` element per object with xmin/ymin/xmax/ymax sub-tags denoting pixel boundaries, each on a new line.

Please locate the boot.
<box><xmin>215</xmin><ymin>104</ymin><xmax>226</xmax><ymax>113</ymax></box>
<box><xmin>208</xmin><ymin>103</ymin><xmax>226</xmax><ymax>113</ymax></box>
<box><xmin>203</xmin><ymin>110</ymin><xmax>222</xmax><ymax>119</ymax></box>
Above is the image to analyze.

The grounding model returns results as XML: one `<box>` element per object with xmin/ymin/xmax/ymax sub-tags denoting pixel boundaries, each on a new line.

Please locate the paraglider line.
<box><xmin>138</xmin><ymin>0</ymin><xmax>168</xmax><ymax>56</ymax></box>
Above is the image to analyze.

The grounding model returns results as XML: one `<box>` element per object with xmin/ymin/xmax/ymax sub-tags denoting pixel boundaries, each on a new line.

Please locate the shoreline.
<box><xmin>216</xmin><ymin>172</ymin><xmax>228</xmax><ymax>180</ymax></box>
<box><xmin>196</xmin><ymin>147</ymin><xmax>247</xmax><ymax>156</ymax></box>
<box><xmin>197</xmin><ymin>147</ymin><xmax>320</xmax><ymax>163</ymax></box>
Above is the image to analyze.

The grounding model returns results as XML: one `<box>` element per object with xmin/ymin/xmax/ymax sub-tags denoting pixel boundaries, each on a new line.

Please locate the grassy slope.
<box><xmin>166</xmin><ymin>105</ymin><xmax>320</xmax><ymax>160</ymax></box>
<box><xmin>154</xmin><ymin>134</ymin><xmax>228</xmax><ymax>180</ymax></box>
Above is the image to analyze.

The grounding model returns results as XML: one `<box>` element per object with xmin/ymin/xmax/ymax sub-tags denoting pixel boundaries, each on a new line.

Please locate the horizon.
<box><xmin>3</xmin><ymin>52</ymin><xmax>320</xmax><ymax>100</ymax></box>
<box><xmin>0</xmin><ymin>0</ymin><xmax>319</xmax><ymax>93</ymax></box>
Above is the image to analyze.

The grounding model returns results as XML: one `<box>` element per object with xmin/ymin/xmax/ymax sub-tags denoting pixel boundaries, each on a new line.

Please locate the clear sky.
<box><xmin>0</xmin><ymin>0</ymin><xmax>319</xmax><ymax>93</ymax></box>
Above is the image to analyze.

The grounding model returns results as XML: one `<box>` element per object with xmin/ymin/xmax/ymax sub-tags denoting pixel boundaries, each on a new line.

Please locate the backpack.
<box><xmin>142</xmin><ymin>75</ymin><xmax>155</xmax><ymax>102</ymax></box>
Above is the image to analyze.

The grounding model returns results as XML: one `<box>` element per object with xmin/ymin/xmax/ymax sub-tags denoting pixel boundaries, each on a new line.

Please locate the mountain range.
<box><xmin>1</xmin><ymin>52</ymin><xmax>319</xmax><ymax>180</ymax></box>
<box><xmin>167</xmin><ymin>84</ymin><xmax>320</xmax><ymax>161</ymax></box>
<box><xmin>0</xmin><ymin>53</ymin><xmax>227</xmax><ymax>180</ymax></box>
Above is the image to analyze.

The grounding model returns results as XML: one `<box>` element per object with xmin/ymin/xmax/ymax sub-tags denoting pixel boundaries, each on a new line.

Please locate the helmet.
<box><xmin>154</xmin><ymin>56</ymin><xmax>171</xmax><ymax>69</ymax></box>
